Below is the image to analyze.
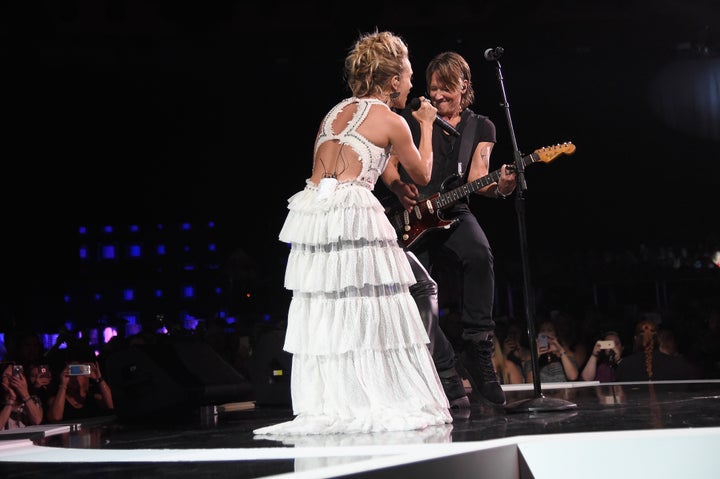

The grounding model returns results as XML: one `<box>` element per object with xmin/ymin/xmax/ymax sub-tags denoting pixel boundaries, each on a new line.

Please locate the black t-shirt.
<box><xmin>399</xmin><ymin>107</ymin><xmax>496</xmax><ymax>200</ymax></box>
<box><xmin>615</xmin><ymin>350</ymin><xmax>698</xmax><ymax>381</ymax></box>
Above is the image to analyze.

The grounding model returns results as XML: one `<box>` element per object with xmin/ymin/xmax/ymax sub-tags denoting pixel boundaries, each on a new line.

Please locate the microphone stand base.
<box><xmin>504</xmin><ymin>395</ymin><xmax>577</xmax><ymax>414</ymax></box>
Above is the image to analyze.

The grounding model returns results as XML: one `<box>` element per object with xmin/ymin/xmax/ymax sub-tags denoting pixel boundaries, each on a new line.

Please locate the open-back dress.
<box><xmin>253</xmin><ymin>97</ymin><xmax>452</xmax><ymax>436</ymax></box>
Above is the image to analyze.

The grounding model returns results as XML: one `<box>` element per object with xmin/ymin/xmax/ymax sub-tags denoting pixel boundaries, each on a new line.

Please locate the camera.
<box><xmin>12</xmin><ymin>365</ymin><xmax>24</xmax><ymax>377</ymax></box>
<box><xmin>597</xmin><ymin>340</ymin><xmax>615</xmax><ymax>350</ymax></box>
<box><xmin>537</xmin><ymin>333</ymin><xmax>549</xmax><ymax>349</ymax></box>
<box><xmin>39</xmin><ymin>365</ymin><xmax>51</xmax><ymax>379</ymax></box>
<box><xmin>67</xmin><ymin>364</ymin><xmax>92</xmax><ymax>376</ymax></box>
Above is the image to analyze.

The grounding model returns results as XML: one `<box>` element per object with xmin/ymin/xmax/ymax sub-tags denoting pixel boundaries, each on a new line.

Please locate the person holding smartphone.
<box><xmin>46</xmin><ymin>356</ymin><xmax>114</xmax><ymax>423</ymax></box>
<box><xmin>580</xmin><ymin>332</ymin><xmax>624</xmax><ymax>382</ymax></box>
<box><xmin>524</xmin><ymin>318</ymin><xmax>579</xmax><ymax>383</ymax></box>
<box><xmin>1</xmin><ymin>363</ymin><xmax>44</xmax><ymax>429</ymax></box>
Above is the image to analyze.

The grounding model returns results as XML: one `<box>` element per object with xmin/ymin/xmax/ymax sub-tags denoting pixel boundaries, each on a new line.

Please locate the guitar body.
<box><xmin>385</xmin><ymin>193</ymin><xmax>458</xmax><ymax>250</ymax></box>
<box><xmin>385</xmin><ymin>142</ymin><xmax>576</xmax><ymax>249</ymax></box>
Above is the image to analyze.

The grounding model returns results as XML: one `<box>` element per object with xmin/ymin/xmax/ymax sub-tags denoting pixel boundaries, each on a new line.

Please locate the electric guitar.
<box><xmin>385</xmin><ymin>142</ymin><xmax>576</xmax><ymax>249</ymax></box>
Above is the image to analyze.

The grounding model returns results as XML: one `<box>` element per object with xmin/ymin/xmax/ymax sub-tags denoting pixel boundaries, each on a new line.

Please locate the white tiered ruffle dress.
<box><xmin>253</xmin><ymin>97</ymin><xmax>451</xmax><ymax>436</ymax></box>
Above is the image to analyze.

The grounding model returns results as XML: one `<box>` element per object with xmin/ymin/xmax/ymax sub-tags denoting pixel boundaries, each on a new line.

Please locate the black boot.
<box><xmin>437</xmin><ymin>367</ymin><xmax>470</xmax><ymax>409</ymax></box>
<box><xmin>458</xmin><ymin>331</ymin><xmax>506</xmax><ymax>406</ymax></box>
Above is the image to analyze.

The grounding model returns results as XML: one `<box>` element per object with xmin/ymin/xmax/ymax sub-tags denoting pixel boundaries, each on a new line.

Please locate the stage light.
<box><xmin>101</xmin><ymin>244</ymin><xmax>116</xmax><ymax>259</ymax></box>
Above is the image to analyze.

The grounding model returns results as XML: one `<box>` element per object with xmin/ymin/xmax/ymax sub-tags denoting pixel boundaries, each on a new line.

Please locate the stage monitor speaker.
<box><xmin>248</xmin><ymin>328</ymin><xmax>292</xmax><ymax>407</ymax></box>
<box><xmin>104</xmin><ymin>338</ymin><xmax>254</xmax><ymax>421</ymax></box>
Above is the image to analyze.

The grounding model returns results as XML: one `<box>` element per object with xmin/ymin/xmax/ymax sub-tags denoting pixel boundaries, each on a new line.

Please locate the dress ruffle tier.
<box><xmin>254</xmin><ymin>182</ymin><xmax>452</xmax><ymax>436</ymax></box>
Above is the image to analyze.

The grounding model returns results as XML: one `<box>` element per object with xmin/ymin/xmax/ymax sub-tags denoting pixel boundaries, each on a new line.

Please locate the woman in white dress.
<box><xmin>253</xmin><ymin>30</ymin><xmax>452</xmax><ymax>436</ymax></box>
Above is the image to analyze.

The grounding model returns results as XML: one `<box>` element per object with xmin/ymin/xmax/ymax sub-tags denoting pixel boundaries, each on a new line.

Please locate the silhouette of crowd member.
<box><xmin>580</xmin><ymin>331</ymin><xmax>624</xmax><ymax>382</ymax></box>
<box><xmin>693</xmin><ymin>306</ymin><xmax>720</xmax><ymax>378</ymax></box>
<box><xmin>615</xmin><ymin>319</ymin><xmax>697</xmax><ymax>382</ymax></box>
<box><xmin>4</xmin><ymin>331</ymin><xmax>45</xmax><ymax>370</ymax></box>
<box><xmin>500</xmin><ymin>319</ymin><xmax>531</xmax><ymax>373</ymax></box>
<box><xmin>25</xmin><ymin>362</ymin><xmax>53</xmax><ymax>409</ymax></box>
<box><xmin>551</xmin><ymin>309</ymin><xmax>587</xmax><ymax>368</ymax></box>
<box><xmin>1</xmin><ymin>362</ymin><xmax>44</xmax><ymax>429</ymax></box>
<box><xmin>656</xmin><ymin>327</ymin><xmax>681</xmax><ymax>356</ymax></box>
<box><xmin>491</xmin><ymin>335</ymin><xmax>524</xmax><ymax>385</ymax></box>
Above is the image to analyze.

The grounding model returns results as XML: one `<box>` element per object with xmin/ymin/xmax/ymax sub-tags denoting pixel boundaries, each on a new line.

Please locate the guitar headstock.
<box><xmin>534</xmin><ymin>142</ymin><xmax>576</xmax><ymax>163</ymax></box>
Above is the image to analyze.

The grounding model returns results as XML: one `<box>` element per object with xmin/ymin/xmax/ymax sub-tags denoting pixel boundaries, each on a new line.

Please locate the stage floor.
<box><xmin>1</xmin><ymin>380</ymin><xmax>720</xmax><ymax>478</ymax></box>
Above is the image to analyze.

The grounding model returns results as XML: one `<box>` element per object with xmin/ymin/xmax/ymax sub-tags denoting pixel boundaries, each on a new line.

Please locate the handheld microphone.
<box><xmin>409</xmin><ymin>97</ymin><xmax>460</xmax><ymax>137</ymax></box>
<box><xmin>484</xmin><ymin>46</ymin><xmax>504</xmax><ymax>61</ymax></box>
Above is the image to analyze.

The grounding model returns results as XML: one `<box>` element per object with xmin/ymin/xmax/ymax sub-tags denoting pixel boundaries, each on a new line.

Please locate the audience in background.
<box><xmin>551</xmin><ymin>310</ymin><xmax>588</xmax><ymax>371</ymax></box>
<box><xmin>524</xmin><ymin>316</ymin><xmax>579</xmax><ymax>383</ymax></box>
<box><xmin>499</xmin><ymin>319</ymin><xmax>531</xmax><ymax>375</ymax></box>
<box><xmin>26</xmin><ymin>363</ymin><xmax>53</xmax><ymax>410</ymax></box>
<box><xmin>580</xmin><ymin>331</ymin><xmax>624</xmax><ymax>382</ymax></box>
<box><xmin>4</xmin><ymin>331</ymin><xmax>45</xmax><ymax>370</ymax></box>
<box><xmin>1</xmin><ymin>362</ymin><xmax>44</xmax><ymax>429</ymax></box>
<box><xmin>491</xmin><ymin>335</ymin><xmax>524</xmax><ymax>385</ymax></box>
<box><xmin>615</xmin><ymin>319</ymin><xmax>698</xmax><ymax>381</ymax></box>
<box><xmin>45</xmin><ymin>344</ymin><xmax>114</xmax><ymax>423</ymax></box>
<box><xmin>656</xmin><ymin>327</ymin><xmax>681</xmax><ymax>356</ymax></box>
<box><xmin>692</xmin><ymin>306</ymin><xmax>720</xmax><ymax>378</ymax></box>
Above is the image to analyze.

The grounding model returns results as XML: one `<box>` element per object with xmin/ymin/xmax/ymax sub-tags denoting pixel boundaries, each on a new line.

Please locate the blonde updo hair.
<box><xmin>344</xmin><ymin>30</ymin><xmax>409</xmax><ymax>98</ymax></box>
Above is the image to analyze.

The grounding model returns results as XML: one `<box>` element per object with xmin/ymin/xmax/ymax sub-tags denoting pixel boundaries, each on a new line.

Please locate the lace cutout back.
<box><xmin>314</xmin><ymin>97</ymin><xmax>391</xmax><ymax>190</ymax></box>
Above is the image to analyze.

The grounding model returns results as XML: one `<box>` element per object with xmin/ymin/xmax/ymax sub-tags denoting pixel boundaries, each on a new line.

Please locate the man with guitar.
<box><xmin>381</xmin><ymin>51</ymin><xmax>517</xmax><ymax>408</ymax></box>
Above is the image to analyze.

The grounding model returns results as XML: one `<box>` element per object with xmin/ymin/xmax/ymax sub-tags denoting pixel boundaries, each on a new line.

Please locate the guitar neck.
<box><xmin>436</xmin><ymin>152</ymin><xmax>536</xmax><ymax>209</ymax></box>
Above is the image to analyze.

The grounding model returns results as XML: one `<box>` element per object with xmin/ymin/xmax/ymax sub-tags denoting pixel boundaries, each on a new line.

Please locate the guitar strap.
<box><xmin>457</xmin><ymin>113</ymin><xmax>478</xmax><ymax>179</ymax></box>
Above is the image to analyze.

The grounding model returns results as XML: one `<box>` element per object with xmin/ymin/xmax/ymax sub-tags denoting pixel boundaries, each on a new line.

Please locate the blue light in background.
<box><xmin>101</xmin><ymin>245</ymin><xmax>116</xmax><ymax>259</ymax></box>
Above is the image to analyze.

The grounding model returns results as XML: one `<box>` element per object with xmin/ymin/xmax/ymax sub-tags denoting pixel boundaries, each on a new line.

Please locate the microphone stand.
<box><xmin>488</xmin><ymin>53</ymin><xmax>576</xmax><ymax>413</ymax></box>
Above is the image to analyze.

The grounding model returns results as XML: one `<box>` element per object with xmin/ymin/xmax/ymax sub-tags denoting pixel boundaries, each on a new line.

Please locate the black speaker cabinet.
<box><xmin>104</xmin><ymin>338</ymin><xmax>254</xmax><ymax>420</ymax></box>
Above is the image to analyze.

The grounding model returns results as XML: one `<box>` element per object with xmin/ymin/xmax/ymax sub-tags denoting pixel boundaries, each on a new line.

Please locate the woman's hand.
<box><xmin>410</xmin><ymin>96</ymin><xmax>438</xmax><ymax>126</ymax></box>
<box><xmin>89</xmin><ymin>362</ymin><xmax>102</xmax><ymax>381</ymax></box>
<box><xmin>547</xmin><ymin>334</ymin><xmax>564</xmax><ymax>355</ymax></box>
<box><xmin>9</xmin><ymin>373</ymin><xmax>31</xmax><ymax>400</ymax></box>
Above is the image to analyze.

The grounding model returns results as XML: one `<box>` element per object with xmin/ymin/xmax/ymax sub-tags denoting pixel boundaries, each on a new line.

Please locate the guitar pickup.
<box><xmin>425</xmin><ymin>199</ymin><xmax>434</xmax><ymax>215</ymax></box>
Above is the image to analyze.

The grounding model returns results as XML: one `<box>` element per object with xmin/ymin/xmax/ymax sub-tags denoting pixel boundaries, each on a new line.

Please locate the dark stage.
<box><xmin>1</xmin><ymin>380</ymin><xmax>719</xmax><ymax>478</ymax></box>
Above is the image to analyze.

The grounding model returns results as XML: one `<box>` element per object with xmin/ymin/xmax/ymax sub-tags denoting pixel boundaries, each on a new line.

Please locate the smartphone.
<box><xmin>598</xmin><ymin>340</ymin><xmax>615</xmax><ymax>350</ymax></box>
<box><xmin>12</xmin><ymin>365</ymin><xmax>24</xmax><ymax>377</ymax></box>
<box><xmin>67</xmin><ymin>364</ymin><xmax>92</xmax><ymax>376</ymax></box>
<box><xmin>537</xmin><ymin>333</ymin><xmax>549</xmax><ymax>348</ymax></box>
<box><xmin>39</xmin><ymin>365</ymin><xmax>51</xmax><ymax>379</ymax></box>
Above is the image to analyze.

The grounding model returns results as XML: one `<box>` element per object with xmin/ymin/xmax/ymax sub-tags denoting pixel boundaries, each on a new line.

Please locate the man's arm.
<box><xmin>468</xmin><ymin>141</ymin><xmax>516</xmax><ymax>198</ymax></box>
